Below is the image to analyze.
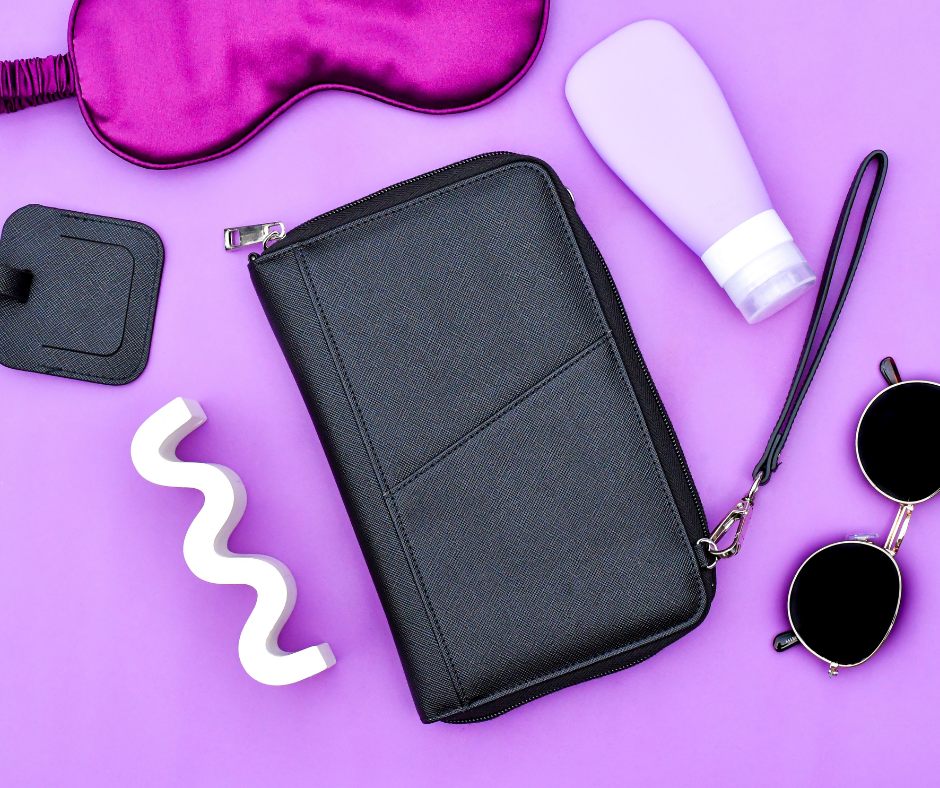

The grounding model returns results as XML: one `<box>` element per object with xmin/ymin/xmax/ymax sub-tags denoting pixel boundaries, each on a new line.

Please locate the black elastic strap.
<box><xmin>0</xmin><ymin>263</ymin><xmax>32</xmax><ymax>303</ymax></box>
<box><xmin>753</xmin><ymin>150</ymin><xmax>888</xmax><ymax>485</ymax></box>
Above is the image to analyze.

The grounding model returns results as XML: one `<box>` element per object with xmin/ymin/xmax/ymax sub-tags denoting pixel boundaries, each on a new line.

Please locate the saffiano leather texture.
<box><xmin>250</xmin><ymin>153</ymin><xmax>715</xmax><ymax>722</ymax></box>
<box><xmin>0</xmin><ymin>205</ymin><xmax>163</xmax><ymax>385</ymax></box>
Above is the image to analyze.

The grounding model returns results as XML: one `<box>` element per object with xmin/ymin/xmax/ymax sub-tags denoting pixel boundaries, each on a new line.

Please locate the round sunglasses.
<box><xmin>773</xmin><ymin>357</ymin><xmax>940</xmax><ymax>675</ymax></box>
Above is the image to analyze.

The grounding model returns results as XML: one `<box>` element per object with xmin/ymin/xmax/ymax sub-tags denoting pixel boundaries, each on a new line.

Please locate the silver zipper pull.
<box><xmin>223</xmin><ymin>222</ymin><xmax>286</xmax><ymax>251</ymax></box>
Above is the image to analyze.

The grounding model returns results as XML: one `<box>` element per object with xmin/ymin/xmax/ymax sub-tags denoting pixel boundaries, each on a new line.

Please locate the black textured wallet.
<box><xmin>250</xmin><ymin>153</ymin><xmax>715</xmax><ymax>722</ymax></box>
<box><xmin>0</xmin><ymin>205</ymin><xmax>164</xmax><ymax>385</ymax></box>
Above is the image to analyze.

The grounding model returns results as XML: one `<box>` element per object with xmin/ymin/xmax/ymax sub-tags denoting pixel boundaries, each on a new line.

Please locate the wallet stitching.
<box><xmin>294</xmin><ymin>248</ymin><xmax>468</xmax><ymax>707</ymax></box>
<box><xmin>389</xmin><ymin>336</ymin><xmax>608</xmax><ymax>495</ymax></box>
<box><xmin>282</xmin><ymin>161</ymin><xmax>705</xmax><ymax>714</ymax></box>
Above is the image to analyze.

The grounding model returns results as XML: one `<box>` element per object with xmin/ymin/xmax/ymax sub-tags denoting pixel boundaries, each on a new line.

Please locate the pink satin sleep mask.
<box><xmin>0</xmin><ymin>0</ymin><xmax>548</xmax><ymax>169</ymax></box>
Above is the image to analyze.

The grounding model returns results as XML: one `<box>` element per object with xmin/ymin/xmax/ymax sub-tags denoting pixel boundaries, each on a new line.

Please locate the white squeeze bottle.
<box><xmin>565</xmin><ymin>20</ymin><xmax>815</xmax><ymax>323</ymax></box>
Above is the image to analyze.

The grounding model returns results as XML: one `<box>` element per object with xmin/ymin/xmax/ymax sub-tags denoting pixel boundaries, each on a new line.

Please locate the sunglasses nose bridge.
<box><xmin>884</xmin><ymin>503</ymin><xmax>914</xmax><ymax>555</ymax></box>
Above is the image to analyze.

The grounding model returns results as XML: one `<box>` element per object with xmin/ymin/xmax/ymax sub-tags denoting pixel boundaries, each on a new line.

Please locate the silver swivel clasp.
<box><xmin>697</xmin><ymin>473</ymin><xmax>763</xmax><ymax>569</ymax></box>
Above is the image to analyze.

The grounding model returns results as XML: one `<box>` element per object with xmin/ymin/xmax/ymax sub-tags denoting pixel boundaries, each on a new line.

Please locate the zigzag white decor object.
<box><xmin>131</xmin><ymin>397</ymin><xmax>335</xmax><ymax>686</ymax></box>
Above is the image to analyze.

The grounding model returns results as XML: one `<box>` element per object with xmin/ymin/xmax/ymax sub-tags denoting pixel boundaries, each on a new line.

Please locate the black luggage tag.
<box><xmin>0</xmin><ymin>204</ymin><xmax>164</xmax><ymax>385</ymax></box>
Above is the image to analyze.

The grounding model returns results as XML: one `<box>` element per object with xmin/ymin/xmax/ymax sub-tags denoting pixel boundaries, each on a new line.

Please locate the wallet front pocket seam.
<box><xmin>295</xmin><ymin>248</ymin><xmax>469</xmax><ymax>708</ymax></box>
<box><xmin>389</xmin><ymin>334</ymin><xmax>608</xmax><ymax>495</ymax></box>
<box><xmin>387</xmin><ymin>336</ymin><xmax>709</xmax><ymax>718</ymax></box>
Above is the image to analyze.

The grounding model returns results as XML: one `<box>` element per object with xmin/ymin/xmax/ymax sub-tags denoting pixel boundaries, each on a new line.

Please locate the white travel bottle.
<box><xmin>566</xmin><ymin>20</ymin><xmax>816</xmax><ymax>323</ymax></box>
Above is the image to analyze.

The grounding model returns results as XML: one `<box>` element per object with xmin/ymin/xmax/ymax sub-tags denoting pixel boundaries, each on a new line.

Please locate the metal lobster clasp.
<box><xmin>697</xmin><ymin>473</ymin><xmax>762</xmax><ymax>569</ymax></box>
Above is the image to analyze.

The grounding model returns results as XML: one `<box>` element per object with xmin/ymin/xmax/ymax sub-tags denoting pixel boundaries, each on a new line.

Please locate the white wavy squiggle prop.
<box><xmin>131</xmin><ymin>397</ymin><xmax>335</xmax><ymax>685</ymax></box>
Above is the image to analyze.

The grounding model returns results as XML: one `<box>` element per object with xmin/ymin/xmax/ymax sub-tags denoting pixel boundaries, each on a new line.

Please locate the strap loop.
<box><xmin>0</xmin><ymin>264</ymin><xmax>32</xmax><ymax>303</ymax></box>
<box><xmin>753</xmin><ymin>150</ymin><xmax>888</xmax><ymax>485</ymax></box>
<box><xmin>703</xmin><ymin>150</ymin><xmax>888</xmax><ymax>566</ymax></box>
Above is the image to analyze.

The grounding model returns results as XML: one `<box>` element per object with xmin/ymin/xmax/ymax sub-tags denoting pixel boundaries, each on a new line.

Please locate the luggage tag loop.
<box><xmin>0</xmin><ymin>263</ymin><xmax>33</xmax><ymax>303</ymax></box>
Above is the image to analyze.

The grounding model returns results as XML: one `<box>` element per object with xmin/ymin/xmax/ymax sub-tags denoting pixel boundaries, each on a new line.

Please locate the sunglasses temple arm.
<box><xmin>880</xmin><ymin>356</ymin><xmax>902</xmax><ymax>386</ymax></box>
<box><xmin>885</xmin><ymin>503</ymin><xmax>914</xmax><ymax>555</ymax></box>
<box><xmin>773</xmin><ymin>630</ymin><xmax>801</xmax><ymax>652</ymax></box>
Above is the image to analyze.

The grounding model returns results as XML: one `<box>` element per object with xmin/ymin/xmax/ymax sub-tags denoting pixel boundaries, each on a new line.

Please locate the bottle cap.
<box><xmin>701</xmin><ymin>210</ymin><xmax>816</xmax><ymax>324</ymax></box>
<box><xmin>722</xmin><ymin>242</ymin><xmax>816</xmax><ymax>323</ymax></box>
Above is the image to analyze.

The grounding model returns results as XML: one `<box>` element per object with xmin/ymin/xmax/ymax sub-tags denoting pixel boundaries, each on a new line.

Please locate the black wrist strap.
<box><xmin>753</xmin><ymin>149</ymin><xmax>888</xmax><ymax>485</ymax></box>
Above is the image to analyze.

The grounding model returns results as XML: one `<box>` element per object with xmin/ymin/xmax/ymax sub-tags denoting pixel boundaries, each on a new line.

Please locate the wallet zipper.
<box><xmin>223</xmin><ymin>222</ymin><xmax>286</xmax><ymax>251</ymax></box>
<box><xmin>224</xmin><ymin>154</ymin><xmax>514</xmax><ymax>259</ymax></box>
<box><xmin>259</xmin><ymin>152</ymin><xmax>513</xmax><ymax>256</ymax></box>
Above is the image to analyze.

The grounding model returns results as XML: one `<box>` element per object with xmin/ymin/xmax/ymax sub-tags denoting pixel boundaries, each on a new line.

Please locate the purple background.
<box><xmin>2</xmin><ymin>1</ymin><xmax>939</xmax><ymax>785</ymax></box>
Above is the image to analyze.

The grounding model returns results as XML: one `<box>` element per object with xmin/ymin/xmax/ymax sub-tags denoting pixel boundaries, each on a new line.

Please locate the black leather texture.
<box><xmin>250</xmin><ymin>153</ymin><xmax>715</xmax><ymax>723</ymax></box>
<box><xmin>0</xmin><ymin>204</ymin><xmax>164</xmax><ymax>385</ymax></box>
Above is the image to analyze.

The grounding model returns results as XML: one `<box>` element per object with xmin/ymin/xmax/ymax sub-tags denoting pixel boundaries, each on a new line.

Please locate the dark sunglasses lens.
<box><xmin>789</xmin><ymin>542</ymin><xmax>900</xmax><ymax>666</ymax></box>
<box><xmin>857</xmin><ymin>381</ymin><xmax>940</xmax><ymax>503</ymax></box>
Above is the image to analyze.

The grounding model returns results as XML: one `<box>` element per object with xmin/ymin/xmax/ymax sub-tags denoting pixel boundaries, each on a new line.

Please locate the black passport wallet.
<box><xmin>249</xmin><ymin>153</ymin><xmax>715</xmax><ymax>722</ymax></box>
